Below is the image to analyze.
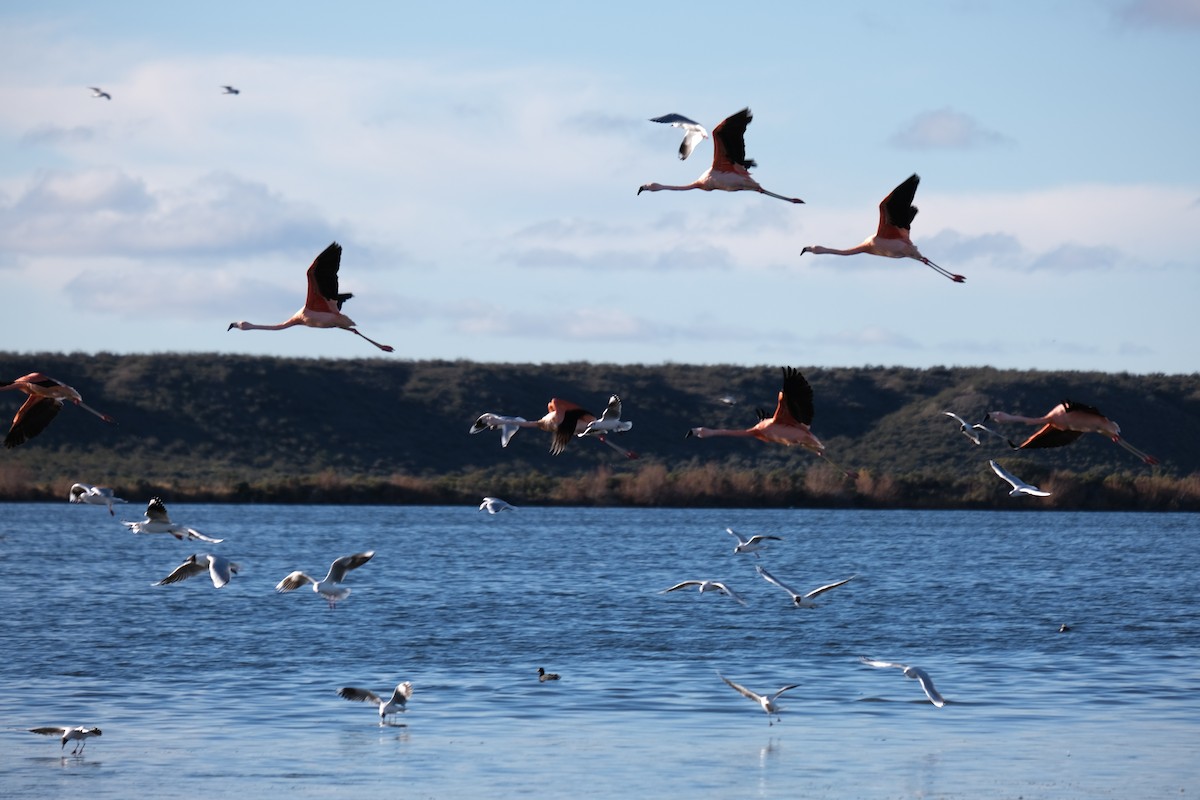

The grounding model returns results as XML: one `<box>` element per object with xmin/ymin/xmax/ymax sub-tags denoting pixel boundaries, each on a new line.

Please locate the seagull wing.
<box><xmin>745</xmin><ymin>535</ymin><xmax>782</xmax><ymax>545</ymax></box>
<box><xmin>276</xmin><ymin>571</ymin><xmax>316</xmax><ymax>592</ymax></box>
<box><xmin>803</xmin><ymin>575</ymin><xmax>857</xmax><ymax>600</ymax></box>
<box><xmin>207</xmin><ymin>554</ymin><xmax>237</xmax><ymax>587</ymax></box>
<box><xmin>388</xmin><ymin>682</ymin><xmax>413</xmax><ymax>705</ymax></box>
<box><xmin>337</xmin><ymin>687</ymin><xmax>383</xmax><ymax>705</ymax></box>
<box><xmin>154</xmin><ymin>555</ymin><xmax>207</xmax><ymax>586</ymax></box>
<box><xmin>649</xmin><ymin>114</ymin><xmax>709</xmax><ymax>160</ymax></box>
<box><xmin>755</xmin><ymin>564</ymin><xmax>801</xmax><ymax>599</ymax></box>
<box><xmin>326</xmin><ymin>551</ymin><xmax>375</xmax><ymax>582</ymax></box>
<box><xmin>905</xmin><ymin>666</ymin><xmax>945</xmax><ymax>707</ymax></box>
<box><xmin>145</xmin><ymin>498</ymin><xmax>170</xmax><ymax>523</ymax></box>
<box><xmin>711</xmin><ymin>582</ymin><xmax>747</xmax><ymax>605</ymax></box>
<box><xmin>769</xmin><ymin>684</ymin><xmax>802</xmax><ymax>702</ymax></box>
<box><xmin>29</xmin><ymin>726</ymin><xmax>70</xmax><ymax>736</ymax></box>
<box><xmin>661</xmin><ymin>580</ymin><xmax>703</xmax><ymax>593</ymax></box>
<box><xmin>725</xmin><ymin>527</ymin><xmax>748</xmax><ymax>545</ymax></box>
<box><xmin>718</xmin><ymin>674</ymin><xmax>764</xmax><ymax>704</ymax></box>
<box><xmin>182</xmin><ymin>527</ymin><xmax>224</xmax><ymax>544</ymax></box>
<box><xmin>860</xmin><ymin>656</ymin><xmax>905</xmax><ymax>670</ymax></box>
<box><xmin>989</xmin><ymin>460</ymin><xmax>1021</xmax><ymax>490</ymax></box>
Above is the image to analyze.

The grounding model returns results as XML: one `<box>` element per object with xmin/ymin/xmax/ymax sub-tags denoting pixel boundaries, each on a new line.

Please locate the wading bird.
<box><xmin>800</xmin><ymin>174</ymin><xmax>964</xmax><ymax>282</ymax></box>
<box><xmin>29</xmin><ymin>726</ymin><xmax>102</xmax><ymax>754</ymax></box>
<box><xmin>479</xmin><ymin>496</ymin><xmax>515</xmax><ymax>513</ymax></box>
<box><xmin>123</xmin><ymin>497</ymin><xmax>224</xmax><ymax>543</ymax></box>
<box><xmin>717</xmin><ymin>673</ymin><xmax>800</xmax><ymax>725</ymax></box>
<box><xmin>153</xmin><ymin>553</ymin><xmax>241</xmax><ymax>588</ymax></box>
<box><xmin>537</xmin><ymin>667</ymin><xmax>561</xmax><ymax>682</ymax></box>
<box><xmin>859</xmin><ymin>657</ymin><xmax>945</xmax><ymax>707</ymax></box>
<box><xmin>337</xmin><ymin>682</ymin><xmax>412</xmax><ymax>724</ymax></box>
<box><xmin>69</xmin><ymin>483</ymin><xmax>127</xmax><ymax>515</ymax></box>
<box><xmin>986</xmin><ymin>401</ymin><xmax>1158</xmax><ymax>465</ymax></box>
<box><xmin>88</xmin><ymin>87</ymin><xmax>111</xmax><ymax>100</ymax></box>
<box><xmin>470</xmin><ymin>398</ymin><xmax>637</xmax><ymax>458</ymax></box>
<box><xmin>276</xmin><ymin>551</ymin><xmax>375</xmax><ymax>608</ymax></box>
<box><xmin>989</xmin><ymin>460</ymin><xmax>1051</xmax><ymax>498</ymax></box>
<box><xmin>725</xmin><ymin>527</ymin><xmax>782</xmax><ymax>558</ymax></box>
<box><xmin>221</xmin><ymin>85</ymin><xmax>240</xmax><ymax>94</ymax></box>
<box><xmin>2</xmin><ymin>373</ymin><xmax>115</xmax><ymax>448</ymax></box>
<box><xmin>639</xmin><ymin>108</ymin><xmax>804</xmax><ymax>204</ymax></box>
<box><xmin>685</xmin><ymin>367</ymin><xmax>856</xmax><ymax>477</ymax></box>
<box><xmin>648</xmin><ymin>113</ymin><xmax>709</xmax><ymax>160</ymax></box>
<box><xmin>755</xmin><ymin>565</ymin><xmax>856</xmax><ymax>608</ymax></box>
<box><xmin>228</xmin><ymin>242</ymin><xmax>394</xmax><ymax>352</ymax></box>
<box><xmin>660</xmin><ymin>579</ymin><xmax>747</xmax><ymax>605</ymax></box>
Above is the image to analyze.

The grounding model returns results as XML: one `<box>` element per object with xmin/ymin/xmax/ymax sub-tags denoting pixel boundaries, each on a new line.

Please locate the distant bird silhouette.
<box><xmin>989</xmin><ymin>460</ymin><xmax>1051</xmax><ymax>498</ymax></box>
<box><xmin>337</xmin><ymin>682</ymin><xmax>412</xmax><ymax>724</ymax></box>
<box><xmin>648</xmin><ymin>113</ymin><xmax>709</xmax><ymax>160</ymax></box>
<box><xmin>639</xmin><ymin>108</ymin><xmax>804</xmax><ymax>203</ymax></box>
<box><xmin>29</xmin><ymin>726</ymin><xmax>102</xmax><ymax>754</ymax></box>
<box><xmin>660</xmin><ymin>579</ymin><xmax>747</xmax><ymax>605</ymax></box>
<box><xmin>801</xmin><ymin>174</ymin><xmax>964</xmax><ymax>282</ymax></box>
<box><xmin>88</xmin><ymin>87</ymin><xmax>111</xmax><ymax>100</ymax></box>
<box><xmin>686</xmin><ymin>367</ymin><xmax>856</xmax><ymax>477</ymax></box>
<box><xmin>276</xmin><ymin>551</ymin><xmax>375</xmax><ymax>607</ymax></box>
<box><xmin>860</xmin><ymin>656</ymin><xmax>945</xmax><ymax>707</ymax></box>
<box><xmin>2</xmin><ymin>373</ymin><xmax>115</xmax><ymax>448</ymax></box>
<box><xmin>69</xmin><ymin>483</ymin><xmax>127</xmax><ymax>515</ymax></box>
<box><xmin>479</xmin><ymin>496</ymin><xmax>515</xmax><ymax>513</ymax></box>
<box><xmin>228</xmin><ymin>242</ymin><xmax>394</xmax><ymax>353</ymax></box>
<box><xmin>755</xmin><ymin>565</ymin><xmax>856</xmax><ymax>608</ymax></box>
<box><xmin>537</xmin><ymin>667</ymin><xmax>561</xmax><ymax>682</ymax></box>
<box><xmin>986</xmin><ymin>401</ymin><xmax>1158</xmax><ymax>465</ymax></box>
<box><xmin>221</xmin><ymin>85</ymin><xmax>240</xmax><ymax>94</ymax></box>
<box><xmin>123</xmin><ymin>497</ymin><xmax>224</xmax><ymax>543</ymax></box>
<box><xmin>153</xmin><ymin>553</ymin><xmax>240</xmax><ymax>588</ymax></box>
<box><xmin>717</xmin><ymin>673</ymin><xmax>800</xmax><ymax>725</ymax></box>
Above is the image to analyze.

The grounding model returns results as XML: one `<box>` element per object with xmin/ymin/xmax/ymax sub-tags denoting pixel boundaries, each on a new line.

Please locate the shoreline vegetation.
<box><xmin>1</xmin><ymin>352</ymin><xmax>1198</xmax><ymax>511</ymax></box>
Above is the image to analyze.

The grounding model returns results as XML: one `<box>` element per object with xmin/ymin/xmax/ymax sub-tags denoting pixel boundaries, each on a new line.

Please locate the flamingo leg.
<box><xmin>818</xmin><ymin>453</ymin><xmax>859</xmax><ymax>480</ymax></box>
<box><xmin>920</xmin><ymin>258</ymin><xmax>966</xmax><ymax>283</ymax></box>
<box><xmin>756</xmin><ymin>187</ymin><xmax>805</xmax><ymax>204</ymax></box>
<box><xmin>596</xmin><ymin>435</ymin><xmax>638</xmax><ymax>460</ymax></box>
<box><xmin>75</xmin><ymin>401</ymin><xmax>116</xmax><ymax>423</ymax></box>
<box><xmin>348</xmin><ymin>328</ymin><xmax>395</xmax><ymax>353</ymax></box>
<box><xmin>1114</xmin><ymin>436</ymin><xmax>1159</xmax><ymax>465</ymax></box>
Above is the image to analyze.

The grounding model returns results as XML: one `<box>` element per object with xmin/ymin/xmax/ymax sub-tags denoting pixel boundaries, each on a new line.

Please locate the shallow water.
<box><xmin>1</xmin><ymin>504</ymin><xmax>1198</xmax><ymax>798</ymax></box>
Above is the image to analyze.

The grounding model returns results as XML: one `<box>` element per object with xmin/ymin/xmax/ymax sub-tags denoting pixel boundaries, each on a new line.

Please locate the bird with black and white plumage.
<box><xmin>153</xmin><ymin>553</ymin><xmax>241</xmax><ymax>588</ymax></box>
<box><xmin>648</xmin><ymin>113</ymin><xmax>709</xmax><ymax>160</ymax></box>
<box><xmin>337</xmin><ymin>681</ymin><xmax>412</xmax><ymax>724</ymax></box>
<box><xmin>725</xmin><ymin>527</ymin><xmax>782</xmax><ymax>558</ymax></box>
<box><xmin>479</xmin><ymin>496</ymin><xmax>516</xmax><ymax>513</ymax></box>
<box><xmin>755</xmin><ymin>564</ymin><xmax>856</xmax><ymax>608</ymax></box>
<box><xmin>275</xmin><ymin>551</ymin><xmax>375</xmax><ymax>607</ymax></box>
<box><xmin>660</xmin><ymin>579</ymin><xmax>747</xmax><ymax>606</ymax></box>
<box><xmin>29</xmin><ymin>725</ymin><xmax>102</xmax><ymax>754</ymax></box>
<box><xmin>717</xmin><ymin>673</ymin><xmax>800</xmax><ymax>725</ymax></box>
<box><xmin>859</xmin><ymin>656</ymin><xmax>945</xmax><ymax>707</ymax></box>
<box><xmin>69</xmin><ymin>483</ymin><xmax>128</xmax><ymax>515</ymax></box>
<box><xmin>123</xmin><ymin>497</ymin><xmax>224</xmax><ymax>543</ymax></box>
<box><xmin>537</xmin><ymin>667</ymin><xmax>561</xmax><ymax>682</ymax></box>
<box><xmin>989</xmin><ymin>460</ymin><xmax>1051</xmax><ymax>497</ymax></box>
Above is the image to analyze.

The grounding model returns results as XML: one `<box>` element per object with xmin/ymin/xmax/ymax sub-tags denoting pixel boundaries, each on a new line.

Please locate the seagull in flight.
<box><xmin>69</xmin><ymin>483</ymin><xmax>127</xmax><ymax>515</ymax></box>
<box><xmin>153</xmin><ymin>553</ymin><xmax>240</xmax><ymax>588</ymax></box>
<box><xmin>337</xmin><ymin>682</ymin><xmax>412</xmax><ymax>724</ymax></box>
<box><xmin>859</xmin><ymin>657</ymin><xmax>945</xmax><ymax>707</ymax></box>
<box><xmin>578</xmin><ymin>394</ymin><xmax>633</xmax><ymax>437</ymax></box>
<box><xmin>276</xmin><ymin>551</ymin><xmax>375</xmax><ymax>607</ymax></box>
<box><xmin>942</xmin><ymin>411</ymin><xmax>983</xmax><ymax>445</ymax></box>
<box><xmin>755</xmin><ymin>564</ymin><xmax>856</xmax><ymax>608</ymax></box>
<box><xmin>717</xmin><ymin>673</ymin><xmax>800</xmax><ymax>725</ymax></box>
<box><xmin>123</xmin><ymin>497</ymin><xmax>224</xmax><ymax>543</ymax></box>
<box><xmin>221</xmin><ymin>85</ymin><xmax>240</xmax><ymax>94</ymax></box>
<box><xmin>649</xmin><ymin>113</ymin><xmax>709</xmax><ymax>160</ymax></box>
<box><xmin>661</xmin><ymin>579</ymin><xmax>747</xmax><ymax>605</ymax></box>
<box><xmin>725</xmin><ymin>527</ymin><xmax>782</xmax><ymax>557</ymax></box>
<box><xmin>28</xmin><ymin>726</ymin><xmax>102</xmax><ymax>754</ymax></box>
<box><xmin>88</xmin><ymin>87</ymin><xmax>111</xmax><ymax>100</ymax></box>
<box><xmin>469</xmin><ymin>413</ymin><xmax>528</xmax><ymax>448</ymax></box>
<box><xmin>479</xmin><ymin>496</ymin><xmax>515</xmax><ymax>513</ymax></box>
<box><xmin>989</xmin><ymin>460</ymin><xmax>1051</xmax><ymax>497</ymax></box>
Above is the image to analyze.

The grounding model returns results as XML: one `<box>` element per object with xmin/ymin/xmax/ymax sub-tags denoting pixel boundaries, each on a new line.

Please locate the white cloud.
<box><xmin>890</xmin><ymin>108</ymin><xmax>1012</xmax><ymax>150</ymax></box>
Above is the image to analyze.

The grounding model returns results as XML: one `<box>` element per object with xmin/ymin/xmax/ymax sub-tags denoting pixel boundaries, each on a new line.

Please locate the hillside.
<box><xmin>1</xmin><ymin>352</ymin><xmax>1197</xmax><ymax>509</ymax></box>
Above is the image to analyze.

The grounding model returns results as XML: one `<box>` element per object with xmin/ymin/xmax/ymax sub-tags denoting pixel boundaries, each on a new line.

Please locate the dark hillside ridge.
<box><xmin>1</xmin><ymin>352</ymin><xmax>1196</xmax><ymax>508</ymax></box>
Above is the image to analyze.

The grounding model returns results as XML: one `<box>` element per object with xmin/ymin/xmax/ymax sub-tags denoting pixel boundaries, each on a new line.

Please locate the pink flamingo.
<box><xmin>800</xmin><ymin>174</ymin><xmax>964</xmax><ymax>282</ymax></box>
<box><xmin>986</xmin><ymin>401</ymin><xmax>1158</xmax><ymax>465</ymax></box>
<box><xmin>639</xmin><ymin>108</ymin><xmax>804</xmax><ymax>204</ymax></box>
<box><xmin>685</xmin><ymin>367</ymin><xmax>856</xmax><ymax>477</ymax></box>
<box><xmin>1</xmin><ymin>373</ymin><xmax>115</xmax><ymax>448</ymax></box>
<box><xmin>228</xmin><ymin>242</ymin><xmax>394</xmax><ymax>352</ymax></box>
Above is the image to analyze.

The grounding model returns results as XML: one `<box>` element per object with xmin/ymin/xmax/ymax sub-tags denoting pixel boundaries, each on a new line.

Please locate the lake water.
<box><xmin>1</xmin><ymin>504</ymin><xmax>1198</xmax><ymax>798</ymax></box>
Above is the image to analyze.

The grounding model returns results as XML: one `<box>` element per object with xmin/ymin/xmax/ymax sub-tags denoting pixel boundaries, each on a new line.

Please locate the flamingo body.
<box><xmin>2</xmin><ymin>373</ymin><xmax>115</xmax><ymax>448</ymax></box>
<box><xmin>986</xmin><ymin>401</ymin><xmax>1158</xmax><ymax>465</ymax></box>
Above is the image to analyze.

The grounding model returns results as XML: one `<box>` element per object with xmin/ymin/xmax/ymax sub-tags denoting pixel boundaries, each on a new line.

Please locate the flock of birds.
<box><xmin>13</xmin><ymin>98</ymin><xmax>1166</xmax><ymax>748</ymax></box>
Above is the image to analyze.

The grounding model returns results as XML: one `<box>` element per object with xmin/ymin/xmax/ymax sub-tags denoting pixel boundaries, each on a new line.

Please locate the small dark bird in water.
<box><xmin>537</xmin><ymin>667</ymin><xmax>560</xmax><ymax>682</ymax></box>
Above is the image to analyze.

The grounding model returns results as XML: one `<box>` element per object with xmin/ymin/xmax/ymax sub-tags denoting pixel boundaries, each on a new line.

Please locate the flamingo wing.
<box><xmin>710</xmin><ymin>108</ymin><xmax>756</xmax><ymax>171</ymax></box>
<box><xmin>877</xmin><ymin>174</ymin><xmax>920</xmax><ymax>239</ymax></box>
<box><xmin>304</xmin><ymin>242</ymin><xmax>352</xmax><ymax>312</ymax></box>
<box><xmin>1061</xmin><ymin>399</ymin><xmax>1106</xmax><ymax>418</ymax></box>
<box><xmin>779</xmin><ymin>367</ymin><xmax>815</xmax><ymax>426</ymax></box>
<box><xmin>4</xmin><ymin>395</ymin><xmax>62</xmax><ymax>448</ymax></box>
<box><xmin>551</xmin><ymin>407</ymin><xmax>591</xmax><ymax>454</ymax></box>
<box><xmin>1018</xmin><ymin>425</ymin><xmax>1085</xmax><ymax>450</ymax></box>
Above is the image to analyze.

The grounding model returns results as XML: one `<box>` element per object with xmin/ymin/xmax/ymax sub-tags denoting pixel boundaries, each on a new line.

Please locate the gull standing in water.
<box><xmin>859</xmin><ymin>657</ymin><xmax>946</xmax><ymax>707</ymax></box>
<box><xmin>989</xmin><ymin>460</ymin><xmax>1051</xmax><ymax>497</ymax></box>
<box><xmin>755</xmin><ymin>564</ymin><xmax>856</xmax><ymax>608</ymax></box>
<box><xmin>69</xmin><ymin>483</ymin><xmax>128</xmax><ymax>515</ymax></box>
<box><xmin>276</xmin><ymin>551</ymin><xmax>375</xmax><ymax>607</ymax></box>
<box><xmin>718</xmin><ymin>673</ymin><xmax>800</xmax><ymax>725</ymax></box>
<box><xmin>479</xmin><ymin>497</ymin><xmax>515</xmax><ymax>513</ymax></box>
<box><xmin>153</xmin><ymin>553</ymin><xmax>241</xmax><ymax>588</ymax></box>
<box><xmin>29</xmin><ymin>726</ymin><xmax>102</xmax><ymax>754</ymax></box>
<box><xmin>661</xmin><ymin>579</ymin><xmax>747</xmax><ymax>605</ymax></box>
<box><xmin>123</xmin><ymin>497</ymin><xmax>224</xmax><ymax>543</ymax></box>
<box><xmin>337</xmin><ymin>682</ymin><xmax>412</xmax><ymax>724</ymax></box>
<box><xmin>726</xmin><ymin>527</ymin><xmax>782</xmax><ymax>558</ymax></box>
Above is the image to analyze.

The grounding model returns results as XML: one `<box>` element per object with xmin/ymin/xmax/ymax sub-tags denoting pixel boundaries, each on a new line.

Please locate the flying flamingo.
<box><xmin>639</xmin><ymin>108</ymin><xmax>804</xmax><ymax>204</ymax></box>
<box><xmin>800</xmin><ymin>174</ymin><xmax>964</xmax><ymax>282</ymax></box>
<box><xmin>470</xmin><ymin>397</ymin><xmax>637</xmax><ymax>458</ymax></box>
<box><xmin>1</xmin><ymin>373</ymin><xmax>115</xmax><ymax>448</ymax></box>
<box><xmin>985</xmin><ymin>401</ymin><xmax>1158</xmax><ymax>465</ymax></box>
<box><xmin>227</xmin><ymin>242</ymin><xmax>395</xmax><ymax>352</ymax></box>
<box><xmin>685</xmin><ymin>367</ymin><xmax>856</xmax><ymax>477</ymax></box>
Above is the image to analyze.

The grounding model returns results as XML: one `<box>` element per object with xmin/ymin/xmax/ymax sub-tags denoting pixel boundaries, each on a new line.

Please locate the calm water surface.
<box><xmin>1</xmin><ymin>504</ymin><xmax>1198</xmax><ymax>798</ymax></box>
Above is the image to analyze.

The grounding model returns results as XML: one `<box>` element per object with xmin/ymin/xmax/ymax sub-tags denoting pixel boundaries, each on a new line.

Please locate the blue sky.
<box><xmin>1</xmin><ymin>1</ymin><xmax>1197</xmax><ymax>373</ymax></box>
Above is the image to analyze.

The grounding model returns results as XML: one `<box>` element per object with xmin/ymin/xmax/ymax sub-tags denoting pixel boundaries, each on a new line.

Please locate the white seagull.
<box><xmin>859</xmin><ymin>657</ymin><xmax>945</xmax><ymax>707</ymax></box>
<box><xmin>718</xmin><ymin>673</ymin><xmax>800</xmax><ymax>725</ymax></box>
<box><xmin>276</xmin><ymin>551</ymin><xmax>375</xmax><ymax>607</ymax></box>
<box><xmin>69</xmin><ymin>482</ymin><xmax>128</xmax><ymax>515</ymax></box>
<box><xmin>989</xmin><ymin>460</ymin><xmax>1052</xmax><ymax>497</ymax></box>
<box><xmin>578</xmin><ymin>395</ymin><xmax>633</xmax><ymax>438</ymax></box>
<box><xmin>337</xmin><ymin>681</ymin><xmax>412</xmax><ymax>724</ymax></box>
<box><xmin>29</xmin><ymin>726</ymin><xmax>102</xmax><ymax>754</ymax></box>
<box><xmin>726</xmin><ymin>527</ymin><xmax>782</xmax><ymax>557</ymax></box>
<box><xmin>661</xmin><ymin>579</ymin><xmax>747</xmax><ymax>605</ymax></box>
<box><xmin>479</xmin><ymin>496</ymin><xmax>515</xmax><ymax>513</ymax></box>
<box><xmin>221</xmin><ymin>85</ymin><xmax>240</xmax><ymax>94</ymax></box>
<box><xmin>469</xmin><ymin>413</ymin><xmax>528</xmax><ymax>448</ymax></box>
<box><xmin>942</xmin><ymin>411</ymin><xmax>983</xmax><ymax>445</ymax></box>
<box><xmin>649</xmin><ymin>113</ymin><xmax>709</xmax><ymax>160</ymax></box>
<box><xmin>88</xmin><ymin>87</ymin><xmax>111</xmax><ymax>100</ymax></box>
<box><xmin>755</xmin><ymin>564</ymin><xmax>856</xmax><ymax>608</ymax></box>
<box><xmin>122</xmin><ymin>497</ymin><xmax>224</xmax><ymax>543</ymax></box>
<box><xmin>153</xmin><ymin>553</ymin><xmax>240</xmax><ymax>588</ymax></box>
